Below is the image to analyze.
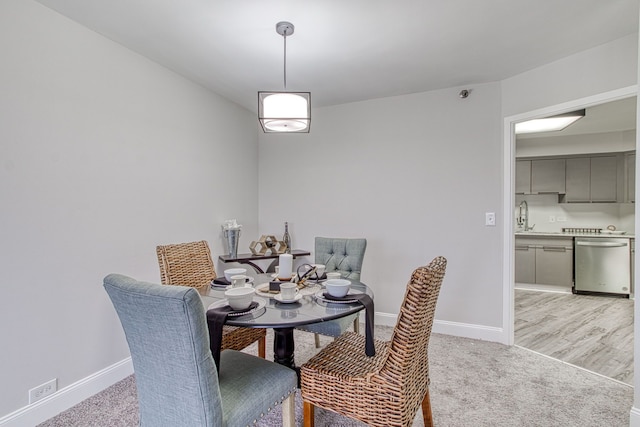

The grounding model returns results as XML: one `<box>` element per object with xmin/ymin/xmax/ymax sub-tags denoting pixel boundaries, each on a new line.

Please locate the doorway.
<box><xmin>503</xmin><ymin>87</ymin><xmax>637</xmax><ymax>384</ymax></box>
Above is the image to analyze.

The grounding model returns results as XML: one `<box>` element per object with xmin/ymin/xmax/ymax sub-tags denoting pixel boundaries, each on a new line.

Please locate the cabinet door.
<box><xmin>535</xmin><ymin>246</ymin><xmax>573</xmax><ymax>287</ymax></box>
<box><xmin>565</xmin><ymin>157</ymin><xmax>590</xmax><ymax>202</ymax></box>
<box><xmin>515</xmin><ymin>244</ymin><xmax>535</xmax><ymax>284</ymax></box>
<box><xmin>515</xmin><ymin>160</ymin><xmax>531</xmax><ymax>194</ymax></box>
<box><xmin>590</xmin><ymin>156</ymin><xmax>618</xmax><ymax>202</ymax></box>
<box><xmin>531</xmin><ymin>159</ymin><xmax>565</xmax><ymax>193</ymax></box>
<box><xmin>627</xmin><ymin>154</ymin><xmax>635</xmax><ymax>203</ymax></box>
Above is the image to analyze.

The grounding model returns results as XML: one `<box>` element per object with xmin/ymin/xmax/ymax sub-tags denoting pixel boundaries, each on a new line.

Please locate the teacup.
<box><xmin>311</xmin><ymin>264</ymin><xmax>326</xmax><ymax>279</ymax></box>
<box><xmin>224</xmin><ymin>268</ymin><xmax>247</xmax><ymax>282</ymax></box>
<box><xmin>325</xmin><ymin>279</ymin><xmax>351</xmax><ymax>298</ymax></box>
<box><xmin>279</xmin><ymin>282</ymin><xmax>299</xmax><ymax>300</ymax></box>
<box><xmin>326</xmin><ymin>272</ymin><xmax>341</xmax><ymax>280</ymax></box>
<box><xmin>231</xmin><ymin>274</ymin><xmax>248</xmax><ymax>288</ymax></box>
<box><xmin>225</xmin><ymin>287</ymin><xmax>255</xmax><ymax>310</ymax></box>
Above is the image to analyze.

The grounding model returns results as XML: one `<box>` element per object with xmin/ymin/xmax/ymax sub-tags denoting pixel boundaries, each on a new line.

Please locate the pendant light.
<box><xmin>258</xmin><ymin>21</ymin><xmax>311</xmax><ymax>133</ymax></box>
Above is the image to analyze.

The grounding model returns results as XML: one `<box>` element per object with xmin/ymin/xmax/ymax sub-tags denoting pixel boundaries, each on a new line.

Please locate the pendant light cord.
<box><xmin>283</xmin><ymin>29</ymin><xmax>288</xmax><ymax>89</ymax></box>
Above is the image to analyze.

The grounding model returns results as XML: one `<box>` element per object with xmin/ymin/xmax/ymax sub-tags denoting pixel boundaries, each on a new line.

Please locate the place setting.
<box><xmin>210</xmin><ymin>267</ymin><xmax>255</xmax><ymax>290</ymax></box>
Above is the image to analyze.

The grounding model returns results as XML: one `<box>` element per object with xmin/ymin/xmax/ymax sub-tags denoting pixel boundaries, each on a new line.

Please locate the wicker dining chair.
<box><xmin>156</xmin><ymin>240</ymin><xmax>266</xmax><ymax>358</ymax></box>
<box><xmin>301</xmin><ymin>256</ymin><xmax>447</xmax><ymax>427</ymax></box>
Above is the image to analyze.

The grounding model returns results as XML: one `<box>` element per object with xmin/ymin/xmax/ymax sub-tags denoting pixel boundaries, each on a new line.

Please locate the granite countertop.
<box><xmin>515</xmin><ymin>231</ymin><xmax>635</xmax><ymax>238</ymax></box>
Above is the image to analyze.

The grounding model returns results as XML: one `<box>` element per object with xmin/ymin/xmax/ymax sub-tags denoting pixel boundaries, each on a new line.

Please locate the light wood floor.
<box><xmin>515</xmin><ymin>288</ymin><xmax>634</xmax><ymax>385</ymax></box>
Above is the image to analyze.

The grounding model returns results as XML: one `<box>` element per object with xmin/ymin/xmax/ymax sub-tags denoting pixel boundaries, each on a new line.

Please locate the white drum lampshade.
<box><xmin>258</xmin><ymin>91</ymin><xmax>311</xmax><ymax>133</ymax></box>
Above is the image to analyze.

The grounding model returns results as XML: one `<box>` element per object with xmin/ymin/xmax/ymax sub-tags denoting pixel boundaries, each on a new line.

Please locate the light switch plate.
<box><xmin>485</xmin><ymin>212</ymin><xmax>496</xmax><ymax>226</ymax></box>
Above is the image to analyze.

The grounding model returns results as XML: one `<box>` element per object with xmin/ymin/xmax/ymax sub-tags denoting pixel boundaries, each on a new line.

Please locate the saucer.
<box><xmin>274</xmin><ymin>293</ymin><xmax>302</xmax><ymax>304</ymax></box>
<box><xmin>208</xmin><ymin>297</ymin><xmax>266</xmax><ymax>316</ymax></box>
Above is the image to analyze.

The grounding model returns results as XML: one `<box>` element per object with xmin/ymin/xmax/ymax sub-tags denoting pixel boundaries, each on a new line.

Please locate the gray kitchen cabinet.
<box><xmin>565</xmin><ymin>157</ymin><xmax>591</xmax><ymax>202</ymax></box>
<box><xmin>515</xmin><ymin>160</ymin><xmax>531</xmax><ymax>194</ymax></box>
<box><xmin>531</xmin><ymin>159</ymin><xmax>565</xmax><ymax>194</ymax></box>
<box><xmin>627</xmin><ymin>153</ymin><xmax>635</xmax><ymax>203</ymax></box>
<box><xmin>563</xmin><ymin>155</ymin><xmax>619</xmax><ymax>203</ymax></box>
<box><xmin>590</xmin><ymin>156</ymin><xmax>617</xmax><ymax>202</ymax></box>
<box><xmin>535</xmin><ymin>243</ymin><xmax>573</xmax><ymax>287</ymax></box>
<box><xmin>514</xmin><ymin>236</ymin><xmax>573</xmax><ymax>287</ymax></box>
<box><xmin>515</xmin><ymin>240</ymin><xmax>535</xmax><ymax>283</ymax></box>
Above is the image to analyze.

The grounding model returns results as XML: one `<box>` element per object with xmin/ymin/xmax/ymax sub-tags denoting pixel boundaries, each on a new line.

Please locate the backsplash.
<box><xmin>515</xmin><ymin>194</ymin><xmax>635</xmax><ymax>233</ymax></box>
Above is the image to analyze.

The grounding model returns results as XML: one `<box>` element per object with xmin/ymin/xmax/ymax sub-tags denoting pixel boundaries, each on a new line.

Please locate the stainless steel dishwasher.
<box><xmin>574</xmin><ymin>237</ymin><xmax>631</xmax><ymax>296</ymax></box>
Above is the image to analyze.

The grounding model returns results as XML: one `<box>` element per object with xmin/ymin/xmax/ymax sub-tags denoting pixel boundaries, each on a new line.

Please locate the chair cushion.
<box><xmin>315</xmin><ymin>237</ymin><xmax>366</xmax><ymax>280</ymax></box>
<box><xmin>219</xmin><ymin>350</ymin><xmax>297</xmax><ymax>426</ymax></box>
<box><xmin>296</xmin><ymin>314</ymin><xmax>358</xmax><ymax>337</ymax></box>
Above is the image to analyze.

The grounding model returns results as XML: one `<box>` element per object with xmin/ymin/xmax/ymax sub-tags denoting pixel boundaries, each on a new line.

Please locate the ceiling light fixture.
<box><xmin>515</xmin><ymin>109</ymin><xmax>585</xmax><ymax>135</ymax></box>
<box><xmin>258</xmin><ymin>21</ymin><xmax>311</xmax><ymax>133</ymax></box>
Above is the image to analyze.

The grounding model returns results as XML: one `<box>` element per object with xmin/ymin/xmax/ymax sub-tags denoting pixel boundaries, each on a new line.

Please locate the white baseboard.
<box><xmin>0</xmin><ymin>358</ymin><xmax>133</xmax><ymax>427</ymax></box>
<box><xmin>374</xmin><ymin>312</ymin><xmax>506</xmax><ymax>343</ymax></box>
<box><xmin>630</xmin><ymin>406</ymin><xmax>640</xmax><ymax>427</ymax></box>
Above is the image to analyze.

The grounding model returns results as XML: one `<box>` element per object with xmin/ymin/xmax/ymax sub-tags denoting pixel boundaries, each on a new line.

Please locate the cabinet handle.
<box><xmin>515</xmin><ymin>246</ymin><xmax>531</xmax><ymax>251</ymax></box>
<box><xmin>542</xmin><ymin>246</ymin><xmax>568</xmax><ymax>252</ymax></box>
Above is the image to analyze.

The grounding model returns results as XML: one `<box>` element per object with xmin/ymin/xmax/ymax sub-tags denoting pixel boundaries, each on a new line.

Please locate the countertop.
<box><xmin>515</xmin><ymin>231</ymin><xmax>635</xmax><ymax>238</ymax></box>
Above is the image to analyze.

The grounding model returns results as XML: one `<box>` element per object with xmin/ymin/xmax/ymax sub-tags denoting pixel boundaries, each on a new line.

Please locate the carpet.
<box><xmin>39</xmin><ymin>326</ymin><xmax>633</xmax><ymax>426</ymax></box>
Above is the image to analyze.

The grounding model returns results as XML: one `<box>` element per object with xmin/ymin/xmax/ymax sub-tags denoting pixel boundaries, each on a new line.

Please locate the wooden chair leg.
<box><xmin>353</xmin><ymin>316</ymin><xmax>360</xmax><ymax>334</ymax></box>
<box><xmin>303</xmin><ymin>400</ymin><xmax>315</xmax><ymax>427</ymax></box>
<box><xmin>282</xmin><ymin>394</ymin><xmax>295</xmax><ymax>427</ymax></box>
<box><xmin>314</xmin><ymin>333</ymin><xmax>321</xmax><ymax>348</ymax></box>
<box><xmin>422</xmin><ymin>389</ymin><xmax>434</xmax><ymax>427</ymax></box>
<box><xmin>258</xmin><ymin>336</ymin><xmax>266</xmax><ymax>359</ymax></box>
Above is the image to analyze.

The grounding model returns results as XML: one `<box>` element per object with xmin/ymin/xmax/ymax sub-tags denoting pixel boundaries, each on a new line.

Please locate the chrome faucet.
<box><xmin>517</xmin><ymin>200</ymin><xmax>535</xmax><ymax>231</ymax></box>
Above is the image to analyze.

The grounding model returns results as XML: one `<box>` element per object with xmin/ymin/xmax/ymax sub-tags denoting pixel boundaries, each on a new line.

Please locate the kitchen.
<box><xmin>513</xmin><ymin>96</ymin><xmax>636</xmax><ymax>384</ymax></box>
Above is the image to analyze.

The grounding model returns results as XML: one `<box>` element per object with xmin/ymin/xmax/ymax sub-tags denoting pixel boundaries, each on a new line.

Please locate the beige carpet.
<box><xmin>40</xmin><ymin>326</ymin><xmax>633</xmax><ymax>427</ymax></box>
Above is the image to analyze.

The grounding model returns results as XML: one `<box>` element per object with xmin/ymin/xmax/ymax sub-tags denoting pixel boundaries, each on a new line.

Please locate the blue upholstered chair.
<box><xmin>104</xmin><ymin>274</ymin><xmax>297</xmax><ymax>427</ymax></box>
<box><xmin>296</xmin><ymin>237</ymin><xmax>367</xmax><ymax>347</ymax></box>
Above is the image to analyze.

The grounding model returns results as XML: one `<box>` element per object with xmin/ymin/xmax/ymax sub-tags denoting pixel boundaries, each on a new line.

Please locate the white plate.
<box><xmin>207</xmin><ymin>297</ymin><xmax>266</xmax><ymax>316</ymax></box>
<box><xmin>314</xmin><ymin>289</ymin><xmax>362</xmax><ymax>304</ymax></box>
<box><xmin>274</xmin><ymin>293</ymin><xmax>302</xmax><ymax>303</ymax></box>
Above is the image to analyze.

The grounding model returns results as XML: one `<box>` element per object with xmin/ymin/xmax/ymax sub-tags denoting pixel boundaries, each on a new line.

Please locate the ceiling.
<box><xmin>36</xmin><ymin>0</ymin><xmax>639</xmax><ymax>113</ymax></box>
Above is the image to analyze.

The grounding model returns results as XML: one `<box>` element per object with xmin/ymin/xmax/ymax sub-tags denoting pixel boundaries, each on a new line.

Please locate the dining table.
<box><xmin>201</xmin><ymin>273</ymin><xmax>374</xmax><ymax>371</ymax></box>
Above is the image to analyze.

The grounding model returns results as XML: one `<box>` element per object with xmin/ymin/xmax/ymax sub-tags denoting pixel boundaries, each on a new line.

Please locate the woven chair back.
<box><xmin>382</xmin><ymin>256</ymin><xmax>447</xmax><ymax>403</ymax></box>
<box><xmin>156</xmin><ymin>240</ymin><xmax>217</xmax><ymax>289</ymax></box>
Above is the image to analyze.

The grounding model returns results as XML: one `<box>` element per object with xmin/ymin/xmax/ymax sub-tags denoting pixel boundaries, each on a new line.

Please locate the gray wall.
<box><xmin>0</xmin><ymin>1</ymin><xmax>258</xmax><ymax>417</ymax></box>
<box><xmin>258</xmin><ymin>83</ymin><xmax>504</xmax><ymax>328</ymax></box>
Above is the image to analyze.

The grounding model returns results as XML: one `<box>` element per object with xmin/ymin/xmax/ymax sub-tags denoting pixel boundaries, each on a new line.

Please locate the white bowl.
<box><xmin>224</xmin><ymin>287</ymin><xmax>255</xmax><ymax>310</ymax></box>
<box><xmin>224</xmin><ymin>268</ymin><xmax>247</xmax><ymax>282</ymax></box>
<box><xmin>325</xmin><ymin>279</ymin><xmax>351</xmax><ymax>298</ymax></box>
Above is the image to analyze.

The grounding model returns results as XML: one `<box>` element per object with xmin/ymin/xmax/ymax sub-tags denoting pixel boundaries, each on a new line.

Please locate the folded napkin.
<box><xmin>211</xmin><ymin>278</ymin><xmax>231</xmax><ymax>288</ymax></box>
<box><xmin>206</xmin><ymin>301</ymin><xmax>258</xmax><ymax>371</ymax></box>
<box><xmin>323</xmin><ymin>292</ymin><xmax>375</xmax><ymax>357</ymax></box>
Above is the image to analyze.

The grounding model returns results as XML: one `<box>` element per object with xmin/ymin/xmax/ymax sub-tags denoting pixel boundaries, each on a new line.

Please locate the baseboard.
<box><xmin>0</xmin><ymin>358</ymin><xmax>133</xmax><ymax>427</ymax></box>
<box><xmin>374</xmin><ymin>312</ymin><xmax>506</xmax><ymax>343</ymax></box>
<box><xmin>630</xmin><ymin>406</ymin><xmax>640</xmax><ymax>427</ymax></box>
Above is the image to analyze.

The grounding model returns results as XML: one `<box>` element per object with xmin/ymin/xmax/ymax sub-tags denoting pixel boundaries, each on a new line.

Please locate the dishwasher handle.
<box><xmin>575</xmin><ymin>241</ymin><xmax>628</xmax><ymax>248</ymax></box>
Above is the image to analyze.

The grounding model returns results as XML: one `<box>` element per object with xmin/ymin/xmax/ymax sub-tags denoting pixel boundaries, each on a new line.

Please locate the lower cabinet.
<box><xmin>515</xmin><ymin>237</ymin><xmax>574</xmax><ymax>287</ymax></box>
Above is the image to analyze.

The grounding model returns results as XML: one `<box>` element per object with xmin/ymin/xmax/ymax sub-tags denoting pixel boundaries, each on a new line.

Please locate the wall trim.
<box><xmin>0</xmin><ymin>358</ymin><xmax>133</xmax><ymax>427</ymax></box>
<box><xmin>375</xmin><ymin>312</ymin><xmax>505</xmax><ymax>342</ymax></box>
<box><xmin>630</xmin><ymin>406</ymin><xmax>640</xmax><ymax>427</ymax></box>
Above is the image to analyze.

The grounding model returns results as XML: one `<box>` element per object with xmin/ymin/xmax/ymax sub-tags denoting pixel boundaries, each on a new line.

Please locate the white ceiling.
<box><xmin>36</xmin><ymin>0</ymin><xmax>639</xmax><ymax>113</ymax></box>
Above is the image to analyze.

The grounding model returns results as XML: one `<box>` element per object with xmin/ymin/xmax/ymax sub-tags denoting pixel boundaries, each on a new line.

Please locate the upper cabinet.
<box><xmin>531</xmin><ymin>159</ymin><xmax>565</xmax><ymax>194</ymax></box>
<box><xmin>565</xmin><ymin>155</ymin><xmax>617</xmax><ymax>203</ymax></box>
<box><xmin>626</xmin><ymin>153</ymin><xmax>635</xmax><ymax>203</ymax></box>
<box><xmin>516</xmin><ymin>152</ymin><xmax>634</xmax><ymax>203</ymax></box>
<box><xmin>515</xmin><ymin>159</ymin><xmax>565</xmax><ymax>194</ymax></box>
<box><xmin>515</xmin><ymin>160</ymin><xmax>531</xmax><ymax>194</ymax></box>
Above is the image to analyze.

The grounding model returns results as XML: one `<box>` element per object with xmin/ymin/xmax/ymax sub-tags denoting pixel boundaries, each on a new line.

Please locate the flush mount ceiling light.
<box><xmin>515</xmin><ymin>109</ymin><xmax>585</xmax><ymax>135</ymax></box>
<box><xmin>258</xmin><ymin>21</ymin><xmax>311</xmax><ymax>133</ymax></box>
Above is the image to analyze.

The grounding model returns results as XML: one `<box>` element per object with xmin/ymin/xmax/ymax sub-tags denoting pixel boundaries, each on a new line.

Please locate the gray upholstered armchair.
<box><xmin>296</xmin><ymin>237</ymin><xmax>367</xmax><ymax>347</ymax></box>
<box><xmin>104</xmin><ymin>274</ymin><xmax>297</xmax><ymax>426</ymax></box>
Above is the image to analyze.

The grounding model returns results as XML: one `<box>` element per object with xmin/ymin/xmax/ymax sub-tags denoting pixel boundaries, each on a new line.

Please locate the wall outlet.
<box><xmin>29</xmin><ymin>378</ymin><xmax>57</xmax><ymax>404</ymax></box>
<box><xmin>485</xmin><ymin>212</ymin><xmax>496</xmax><ymax>226</ymax></box>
